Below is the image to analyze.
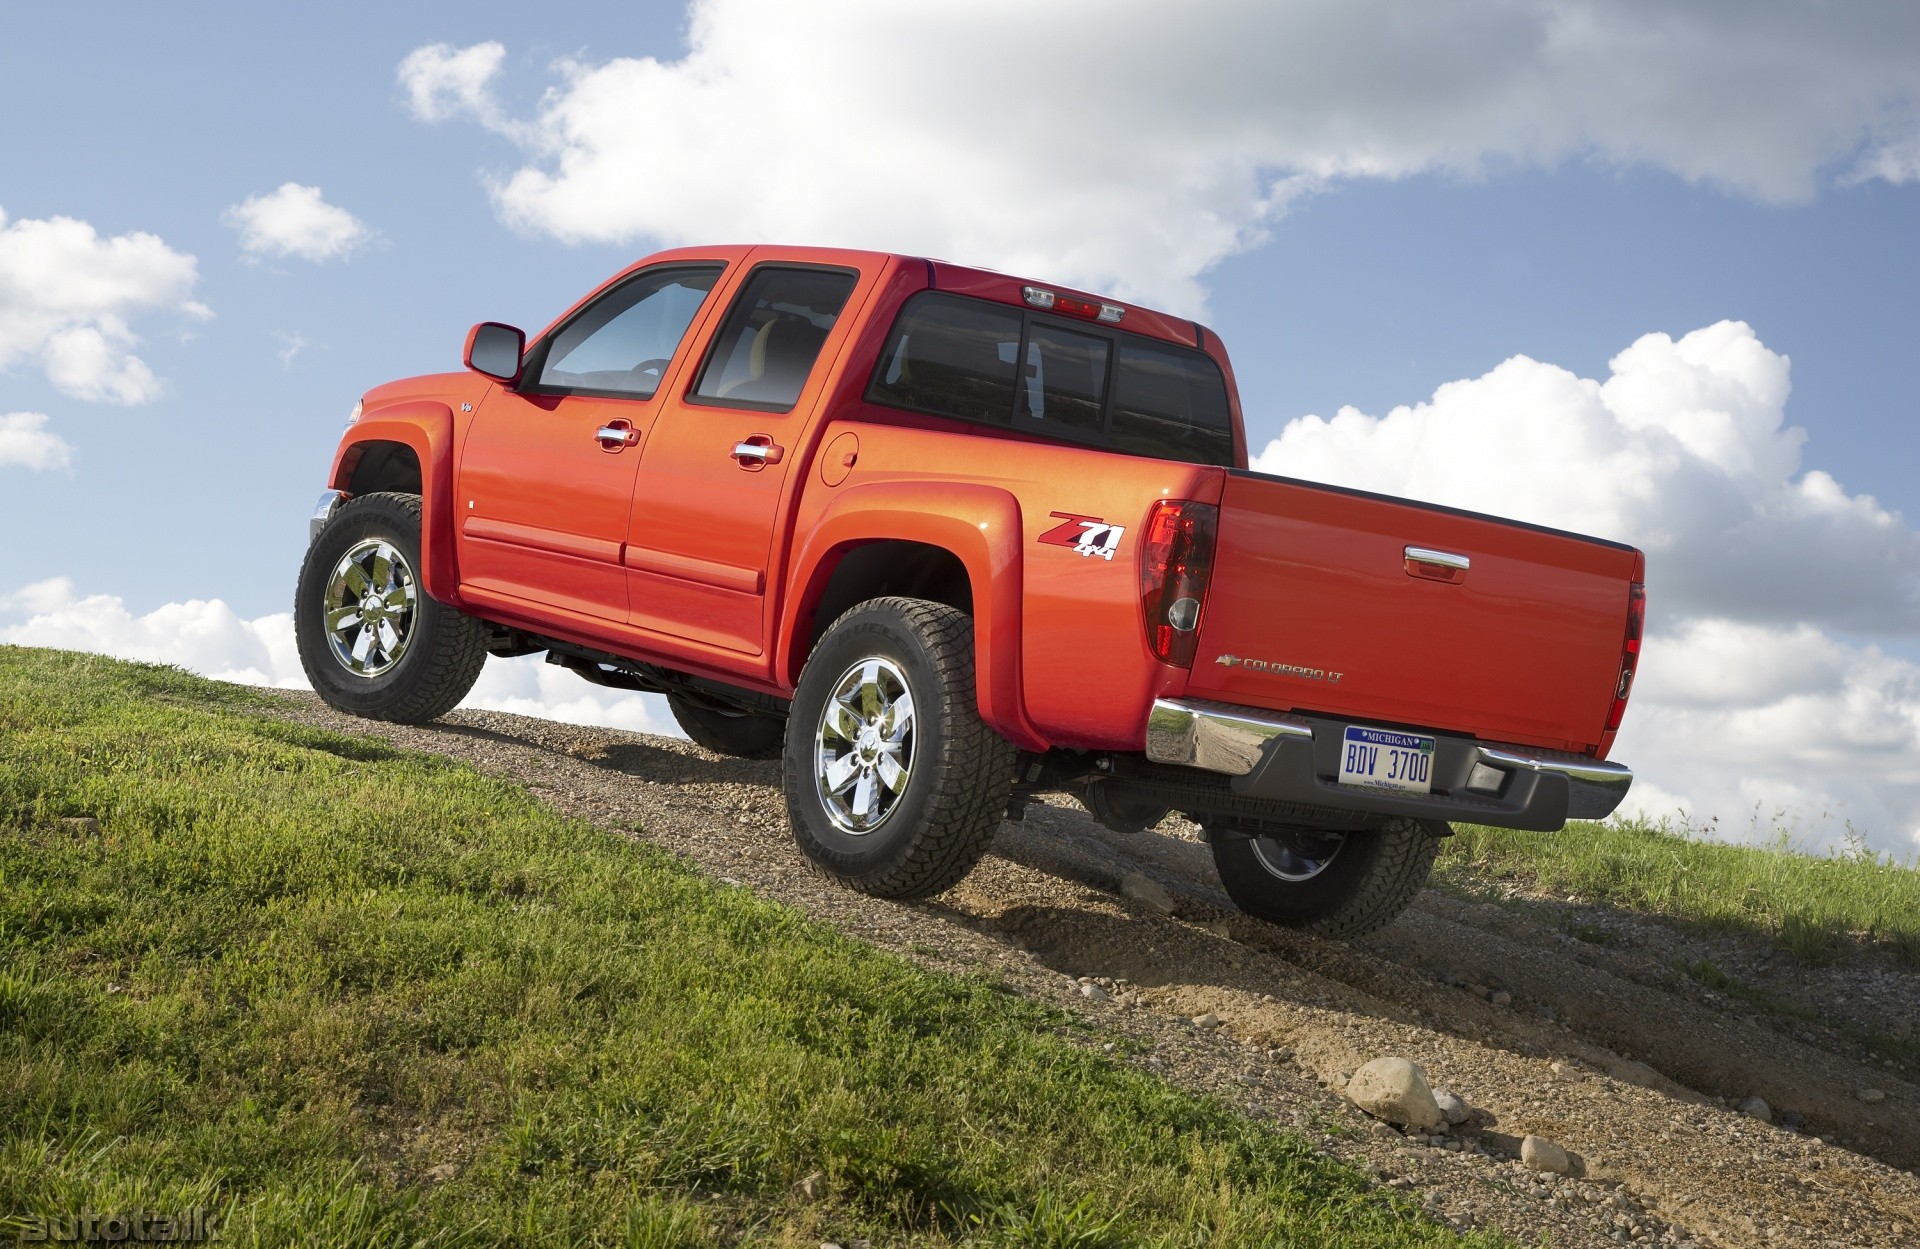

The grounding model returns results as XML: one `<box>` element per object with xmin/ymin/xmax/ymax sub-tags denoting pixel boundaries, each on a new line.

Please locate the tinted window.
<box><xmin>1020</xmin><ymin>325</ymin><xmax>1109</xmax><ymax>435</ymax></box>
<box><xmin>1109</xmin><ymin>341</ymin><xmax>1235</xmax><ymax>466</ymax></box>
<box><xmin>538</xmin><ymin>265</ymin><xmax>722</xmax><ymax>397</ymax></box>
<box><xmin>865</xmin><ymin>292</ymin><xmax>1236</xmax><ymax>466</ymax></box>
<box><xmin>693</xmin><ymin>267</ymin><xmax>858</xmax><ymax>410</ymax></box>
<box><xmin>870</xmin><ymin>295</ymin><xmax>1022</xmax><ymax>422</ymax></box>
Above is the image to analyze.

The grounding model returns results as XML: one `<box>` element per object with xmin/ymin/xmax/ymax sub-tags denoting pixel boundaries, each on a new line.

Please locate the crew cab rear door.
<box><xmin>457</xmin><ymin>260</ymin><xmax>732</xmax><ymax>621</ymax></box>
<box><xmin>1185</xmin><ymin>471</ymin><xmax>1641</xmax><ymax>752</ymax></box>
<box><xmin>622</xmin><ymin>257</ymin><xmax>875</xmax><ymax>656</ymax></box>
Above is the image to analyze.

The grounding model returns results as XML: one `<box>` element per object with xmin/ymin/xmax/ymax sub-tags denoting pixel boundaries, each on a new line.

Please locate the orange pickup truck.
<box><xmin>296</xmin><ymin>244</ymin><xmax>1642</xmax><ymax>936</ymax></box>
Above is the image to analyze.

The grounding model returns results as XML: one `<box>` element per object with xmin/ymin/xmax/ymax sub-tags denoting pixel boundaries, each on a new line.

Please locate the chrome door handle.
<box><xmin>596</xmin><ymin>423</ymin><xmax>639</xmax><ymax>448</ymax></box>
<box><xmin>731</xmin><ymin>436</ymin><xmax>784</xmax><ymax>467</ymax></box>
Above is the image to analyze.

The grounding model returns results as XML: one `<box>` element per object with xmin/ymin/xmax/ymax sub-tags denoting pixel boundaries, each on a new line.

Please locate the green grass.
<box><xmin>0</xmin><ymin>647</ymin><xmax>1494</xmax><ymax>1249</ymax></box>
<box><xmin>1437</xmin><ymin>817</ymin><xmax>1920</xmax><ymax>968</ymax></box>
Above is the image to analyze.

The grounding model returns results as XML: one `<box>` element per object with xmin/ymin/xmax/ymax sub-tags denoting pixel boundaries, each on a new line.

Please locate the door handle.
<box><xmin>595</xmin><ymin>421</ymin><xmax>639</xmax><ymax>450</ymax></box>
<box><xmin>731</xmin><ymin>435</ymin><xmax>784</xmax><ymax>468</ymax></box>
<box><xmin>1404</xmin><ymin>546</ymin><xmax>1470</xmax><ymax>583</ymax></box>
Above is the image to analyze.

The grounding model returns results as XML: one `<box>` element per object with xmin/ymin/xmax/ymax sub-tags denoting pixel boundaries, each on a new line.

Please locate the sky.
<box><xmin>1</xmin><ymin>1</ymin><xmax>1916</xmax><ymax>855</ymax></box>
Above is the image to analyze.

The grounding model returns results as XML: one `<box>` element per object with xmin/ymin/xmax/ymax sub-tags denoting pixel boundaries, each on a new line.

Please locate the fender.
<box><xmin>781</xmin><ymin>480</ymin><xmax>1046</xmax><ymax>752</ymax></box>
<box><xmin>327</xmin><ymin>401</ymin><xmax>463</xmax><ymax>607</ymax></box>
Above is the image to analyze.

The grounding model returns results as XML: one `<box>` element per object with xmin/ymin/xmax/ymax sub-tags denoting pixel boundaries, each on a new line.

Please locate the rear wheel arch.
<box><xmin>779</xmin><ymin>489</ymin><xmax>1042</xmax><ymax>750</ymax></box>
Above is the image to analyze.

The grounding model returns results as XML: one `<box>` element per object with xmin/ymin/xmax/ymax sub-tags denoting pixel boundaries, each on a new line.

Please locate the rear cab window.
<box><xmin>866</xmin><ymin>292</ymin><xmax>1235</xmax><ymax>466</ymax></box>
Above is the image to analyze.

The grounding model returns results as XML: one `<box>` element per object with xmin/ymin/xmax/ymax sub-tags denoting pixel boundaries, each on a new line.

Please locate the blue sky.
<box><xmin>3</xmin><ymin>1</ymin><xmax>1917</xmax><ymax>851</ymax></box>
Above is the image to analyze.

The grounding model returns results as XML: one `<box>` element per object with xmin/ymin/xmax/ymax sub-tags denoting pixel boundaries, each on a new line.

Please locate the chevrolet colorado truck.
<box><xmin>296</xmin><ymin>245</ymin><xmax>1642</xmax><ymax>936</ymax></box>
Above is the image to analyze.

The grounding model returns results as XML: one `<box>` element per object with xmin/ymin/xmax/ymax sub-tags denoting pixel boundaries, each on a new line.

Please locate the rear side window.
<box><xmin>866</xmin><ymin>292</ymin><xmax>1235</xmax><ymax>465</ymax></box>
<box><xmin>692</xmin><ymin>266</ymin><xmax>858</xmax><ymax>411</ymax></box>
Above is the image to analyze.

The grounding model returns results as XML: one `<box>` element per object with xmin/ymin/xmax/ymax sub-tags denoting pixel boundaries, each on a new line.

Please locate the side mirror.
<box><xmin>464</xmin><ymin>322</ymin><xmax>526</xmax><ymax>385</ymax></box>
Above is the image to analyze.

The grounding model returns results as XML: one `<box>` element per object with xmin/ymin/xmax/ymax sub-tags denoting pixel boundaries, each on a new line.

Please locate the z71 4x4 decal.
<box><xmin>1038</xmin><ymin>512</ymin><xmax>1126</xmax><ymax>561</ymax></box>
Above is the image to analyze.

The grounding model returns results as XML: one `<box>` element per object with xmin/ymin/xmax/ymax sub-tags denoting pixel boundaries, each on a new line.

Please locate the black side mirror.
<box><xmin>464</xmin><ymin>322</ymin><xmax>526</xmax><ymax>385</ymax></box>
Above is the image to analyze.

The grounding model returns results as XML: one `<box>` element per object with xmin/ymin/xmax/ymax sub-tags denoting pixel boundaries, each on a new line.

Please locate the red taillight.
<box><xmin>1138</xmin><ymin>500</ymin><xmax>1218</xmax><ymax>668</ymax></box>
<box><xmin>1606</xmin><ymin>582</ymin><xmax>1645</xmax><ymax>731</ymax></box>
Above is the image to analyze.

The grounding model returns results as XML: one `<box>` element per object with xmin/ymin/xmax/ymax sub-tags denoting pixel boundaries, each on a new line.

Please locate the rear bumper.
<box><xmin>1145</xmin><ymin>697</ymin><xmax>1632</xmax><ymax>832</ymax></box>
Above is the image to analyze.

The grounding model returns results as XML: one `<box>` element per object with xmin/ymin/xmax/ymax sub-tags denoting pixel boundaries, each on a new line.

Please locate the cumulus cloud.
<box><xmin>1616</xmin><ymin>622</ymin><xmax>1920</xmax><ymax>855</ymax></box>
<box><xmin>225</xmin><ymin>183</ymin><xmax>375</xmax><ymax>263</ymax></box>
<box><xmin>1252</xmin><ymin>321</ymin><xmax>1920</xmax><ymax>635</ymax></box>
<box><xmin>0</xmin><ymin>579</ymin><xmax>679</xmax><ymax>736</ymax></box>
<box><xmin>400</xmin><ymin>1</ymin><xmax>1920</xmax><ymax>312</ymax></box>
<box><xmin>0</xmin><ymin>412</ymin><xmax>73</xmax><ymax>472</ymax></box>
<box><xmin>0</xmin><ymin>207</ymin><xmax>202</xmax><ymax>403</ymax></box>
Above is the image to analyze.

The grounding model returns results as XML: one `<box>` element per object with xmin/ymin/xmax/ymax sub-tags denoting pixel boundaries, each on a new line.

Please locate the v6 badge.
<box><xmin>1039</xmin><ymin>512</ymin><xmax>1126</xmax><ymax>561</ymax></box>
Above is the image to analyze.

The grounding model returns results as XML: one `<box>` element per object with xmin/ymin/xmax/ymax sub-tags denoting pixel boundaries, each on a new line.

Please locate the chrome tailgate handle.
<box><xmin>1405</xmin><ymin>546</ymin><xmax>1470</xmax><ymax>583</ymax></box>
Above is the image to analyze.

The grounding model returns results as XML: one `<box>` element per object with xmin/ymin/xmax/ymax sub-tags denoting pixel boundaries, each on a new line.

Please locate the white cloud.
<box><xmin>400</xmin><ymin>41</ymin><xmax>511</xmax><ymax>127</ymax></box>
<box><xmin>1616</xmin><ymin>621</ymin><xmax>1920</xmax><ymax>856</ymax></box>
<box><xmin>0</xmin><ymin>412</ymin><xmax>73</xmax><ymax>472</ymax></box>
<box><xmin>0</xmin><ymin>579</ymin><xmax>680</xmax><ymax>736</ymax></box>
<box><xmin>224</xmin><ymin>183</ymin><xmax>375</xmax><ymax>263</ymax></box>
<box><xmin>0</xmin><ymin>207</ymin><xmax>201</xmax><ymax>403</ymax></box>
<box><xmin>275</xmin><ymin>332</ymin><xmax>309</xmax><ymax>369</ymax></box>
<box><xmin>1252</xmin><ymin>321</ymin><xmax>1920</xmax><ymax>635</ymax></box>
<box><xmin>401</xmin><ymin>2</ymin><xmax>1920</xmax><ymax>312</ymax></box>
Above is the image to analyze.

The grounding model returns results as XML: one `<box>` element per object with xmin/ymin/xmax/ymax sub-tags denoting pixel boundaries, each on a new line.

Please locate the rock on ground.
<box><xmin>1432</xmin><ymin>1088</ymin><xmax>1472</xmax><ymax>1125</ymax></box>
<box><xmin>1738</xmin><ymin>1096</ymin><xmax>1772</xmax><ymax>1122</ymax></box>
<box><xmin>1120</xmin><ymin>871</ymin><xmax>1178</xmax><ymax>917</ymax></box>
<box><xmin>1522</xmin><ymin>1134</ymin><xmax>1572</xmax><ymax>1175</ymax></box>
<box><xmin>1346</xmin><ymin>1057</ymin><xmax>1443</xmax><ymax>1129</ymax></box>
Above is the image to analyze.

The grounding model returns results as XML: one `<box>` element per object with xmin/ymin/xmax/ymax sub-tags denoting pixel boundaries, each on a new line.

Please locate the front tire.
<box><xmin>782</xmin><ymin>597</ymin><xmax>1016</xmax><ymax>899</ymax></box>
<box><xmin>294</xmin><ymin>492</ymin><xmax>488</xmax><ymax>723</ymax></box>
<box><xmin>1209</xmin><ymin>817</ymin><xmax>1442</xmax><ymax>938</ymax></box>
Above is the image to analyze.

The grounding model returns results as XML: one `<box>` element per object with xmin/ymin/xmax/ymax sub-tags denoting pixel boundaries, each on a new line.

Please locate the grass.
<box><xmin>0</xmin><ymin>646</ymin><xmax>1497</xmax><ymax>1249</ymax></box>
<box><xmin>1436</xmin><ymin>816</ymin><xmax>1920</xmax><ymax>968</ymax></box>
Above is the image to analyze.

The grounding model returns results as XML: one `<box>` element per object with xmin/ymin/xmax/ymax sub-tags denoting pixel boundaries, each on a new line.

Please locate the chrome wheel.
<box><xmin>1251</xmin><ymin>829</ymin><xmax>1348</xmax><ymax>882</ymax></box>
<box><xmin>321</xmin><ymin>538</ymin><xmax>418</xmax><ymax>677</ymax></box>
<box><xmin>814</xmin><ymin>656</ymin><xmax>916</xmax><ymax>834</ymax></box>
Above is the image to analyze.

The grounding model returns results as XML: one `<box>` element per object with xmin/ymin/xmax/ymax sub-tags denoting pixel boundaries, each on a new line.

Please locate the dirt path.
<box><xmin>265</xmin><ymin>692</ymin><xmax>1918</xmax><ymax>1248</ymax></box>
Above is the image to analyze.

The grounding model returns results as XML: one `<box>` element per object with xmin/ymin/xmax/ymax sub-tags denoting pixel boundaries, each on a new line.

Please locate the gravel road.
<box><xmin>266</xmin><ymin>691</ymin><xmax>1918</xmax><ymax>1248</ymax></box>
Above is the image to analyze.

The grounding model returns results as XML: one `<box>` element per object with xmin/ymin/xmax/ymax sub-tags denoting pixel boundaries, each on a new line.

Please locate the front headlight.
<box><xmin>344</xmin><ymin>399</ymin><xmax>363</xmax><ymax>430</ymax></box>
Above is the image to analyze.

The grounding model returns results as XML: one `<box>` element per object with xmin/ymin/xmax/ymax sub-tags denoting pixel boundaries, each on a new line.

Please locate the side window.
<box><xmin>1109</xmin><ymin>341</ymin><xmax>1235</xmax><ymax>466</ymax></box>
<box><xmin>536</xmin><ymin>265</ymin><xmax>723</xmax><ymax>398</ymax></box>
<box><xmin>869</xmin><ymin>295</ymin><xmax>1022</xmax><ymax>422</ymax></box>
<box><xmin>692</xmin><ymin>267</ymin><xmax>858</xmax><ymax>410</ymax></box>
<box><xmin>1018</xmin><ymin>325</ymin><xmax>1109</xmax><ymax>435</ymax></box>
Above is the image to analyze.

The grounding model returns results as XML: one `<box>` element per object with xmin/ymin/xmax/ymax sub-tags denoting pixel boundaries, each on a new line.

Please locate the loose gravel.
<box><xmin>265</xmin><ymin>692</ymin><xmax>1920</xmax><ymax>1249</ymax></box>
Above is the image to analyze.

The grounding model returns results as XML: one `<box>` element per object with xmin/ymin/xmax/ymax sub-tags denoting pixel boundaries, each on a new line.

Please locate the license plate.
<box><xmin>1337</xmin><ymin>725</ymin><xmax>1435</xmax><ymax>795</ymax></box>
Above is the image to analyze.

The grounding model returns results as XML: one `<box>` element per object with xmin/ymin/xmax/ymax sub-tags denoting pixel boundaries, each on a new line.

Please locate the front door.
<box><xmin>625</xmin><ymin>263</ymin><xmax>863</xmax><ymax>654</ymax></box>
<box><xmin>457</xmin><ymin>262</ymin><xmax>729</xmax><ymax>622</ymax></box>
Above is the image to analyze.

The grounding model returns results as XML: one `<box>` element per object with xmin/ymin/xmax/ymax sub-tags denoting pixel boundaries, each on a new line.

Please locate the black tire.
<box><xmin>1209</xmin><ymin>817</ymin><xmax>1442</xmax><ymax>938</ymax></box>
<box><xmin>294</xmin><ymin>492</ymin><xmax>488</xmax><ymax>724</ymax></box>
<box><xmin>668</xmin><ymin>693</ymin><xmax>785</xmax><ymax>758</ymax></box>
<box><xmin>783</xmin><ymin>597</ymin><xmax>1016</xmax><ymax>899</ymax></box>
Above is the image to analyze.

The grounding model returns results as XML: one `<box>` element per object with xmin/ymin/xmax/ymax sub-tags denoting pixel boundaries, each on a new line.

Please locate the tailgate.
<box><xmin>1185</xmin><ymin>473</ymin><xmax>1640</xmax><ymax>752</ymax></box>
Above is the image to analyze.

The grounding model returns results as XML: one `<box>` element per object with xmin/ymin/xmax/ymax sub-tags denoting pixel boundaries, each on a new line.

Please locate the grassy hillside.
<box><xmin>1438</xmin><ymin>817</ymin><xmax>1920</xmax><ymax>967</ymax></box>
<box><xmin>0</xmin><ymin>647</ymin><xmax>1492</xmax><ymax>1249</ymax></box>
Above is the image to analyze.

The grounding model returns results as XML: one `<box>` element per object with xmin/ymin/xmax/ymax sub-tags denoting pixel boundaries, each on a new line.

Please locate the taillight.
<box><xmin>1606</xmin><ymin>582</ymin><xmax>1645</xmax><ymax>731</ymax></box>
<box><xmin>1138</xmin><ymin>500</ymin><xmax>1219</xmax><ymax>668</ymax></box>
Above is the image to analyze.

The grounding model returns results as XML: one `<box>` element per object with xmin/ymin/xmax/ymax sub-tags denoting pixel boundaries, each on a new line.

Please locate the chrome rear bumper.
<box><xmin>1145</xmin><ymin>697</ymin><xmax>1632</xmax><ymax>830</ymax></box>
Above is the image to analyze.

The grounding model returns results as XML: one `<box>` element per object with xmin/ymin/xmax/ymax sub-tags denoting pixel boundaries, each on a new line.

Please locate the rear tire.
<box><xmin>668</xmin><ymin>693</ymin><xmax>785</xmax><ymax>759</ymax></box>
<box><xmin>1209</xmin><ymin>817</ymin><xmax>1442</xmax><ymax>938</ymax></box>
<box><xmin>782</xmin><ymin>597</ymin><xmax>1016</xmax><ymax>899</ymax></box>
<box><xmin>294</xmin><ymin>492</ymin><xmax>488</xmax><ymax>724</ymax></box>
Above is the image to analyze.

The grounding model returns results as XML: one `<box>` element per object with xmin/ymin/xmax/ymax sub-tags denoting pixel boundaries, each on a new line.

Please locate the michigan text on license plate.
<box><xmin>1337</xmin><ymin>726</ymin><xmax>1436</xmax><ymax>795</ymax></box>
